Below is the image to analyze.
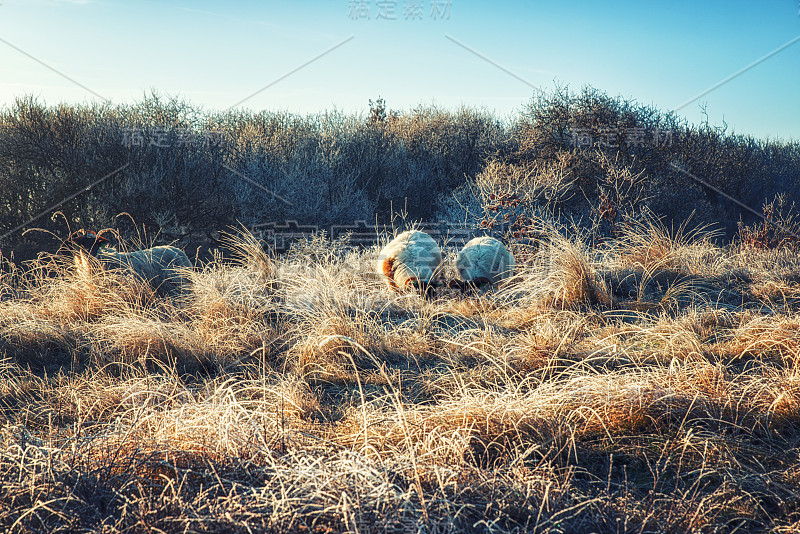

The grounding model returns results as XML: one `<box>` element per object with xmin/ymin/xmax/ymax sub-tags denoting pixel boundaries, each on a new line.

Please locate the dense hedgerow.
<box><xmin>1</xmin><ymin>86</ymin><xmax>798</xmax><ymax>262</ymax></box>
<box><xmin>0</xmin><ymin>93</ymin><xmax>504</xmax><ymax>261</ymax></box>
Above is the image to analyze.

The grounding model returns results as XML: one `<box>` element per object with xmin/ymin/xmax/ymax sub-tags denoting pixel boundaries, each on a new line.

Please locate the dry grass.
<box><xmin>2</xmin><ymin>228</ymin><xmax>800</xmax><ymax>533</ymax></box>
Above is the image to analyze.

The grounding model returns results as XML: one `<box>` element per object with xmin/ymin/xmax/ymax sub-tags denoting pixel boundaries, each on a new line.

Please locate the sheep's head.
<box><xmin>67</xmin><ymin>229</ymin><xmax>111</xmax><ymax>256</ymax></box>
<box><xmin>447</xmin><ymin>277</ymin><xmax>492</xmax><ymax>293</ymax></box>
<box><xmin>407</xmin><ymin>277</ymin><xmax>439</xmax><ymax>299</ymax></box>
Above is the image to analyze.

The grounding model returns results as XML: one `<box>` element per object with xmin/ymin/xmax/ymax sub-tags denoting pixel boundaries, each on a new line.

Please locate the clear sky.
<box><xmin>0</xmin><ymin>0</ymin><xmax>798</xmax><ymax>141</ymax></box>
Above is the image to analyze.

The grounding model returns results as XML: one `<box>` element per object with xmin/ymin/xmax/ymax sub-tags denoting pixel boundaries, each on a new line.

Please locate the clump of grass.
<box><xmin>220</xmin><ymin>225</ymin><xmax>277</xmax><ymax>282</ymax></box>
<box><xmin>34</xmin><ymin>254</ymin><xmax>162</xmax><ymax>324</ymax></box>
<box><xmin>536</xmin><ymin>235</ymin><xmax>613</xmax><ymax>309</ymax></box>
<box><xmin>615</xmin><ymin>214</ymin><xmax>720</xmax><ymax>273</ymax></box>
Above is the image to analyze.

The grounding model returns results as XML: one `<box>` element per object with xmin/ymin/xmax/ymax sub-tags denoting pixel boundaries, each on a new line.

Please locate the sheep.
<box><xmin>377</xmin><ymin>230</ymin><xmax>442</xmax><ymax>296</ymax></box>
<box><xmin>67</xmin><ymin>229</ymin><xmax>192</xmax><ymax>296</ymax></box>
<box><xmin>452</xmin><ymin>236</ymin><xmax>514</xmax><ymax>290</ymax></box>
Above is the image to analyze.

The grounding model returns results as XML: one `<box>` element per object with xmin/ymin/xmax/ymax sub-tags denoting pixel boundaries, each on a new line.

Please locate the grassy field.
<box><xmin>2</xmin><ymin>222</ymin><xmax>800</xmax><ymax>533</ymax></box>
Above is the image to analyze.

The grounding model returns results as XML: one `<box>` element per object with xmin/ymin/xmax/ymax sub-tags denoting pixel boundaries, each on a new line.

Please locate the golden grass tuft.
<box><xmin>35</xmin><ymin>255</ymin><xmax>162</xmax><ymax>324</ymax></box>
<box><xmin>616</xmin><ymin>215</ymin><xmax>719</xmax><ymax>273</ymax></box>
<box><xmin>536</xmin><ymin>236</ymin><xmax>613</xmax><ymax>309</ymax></box>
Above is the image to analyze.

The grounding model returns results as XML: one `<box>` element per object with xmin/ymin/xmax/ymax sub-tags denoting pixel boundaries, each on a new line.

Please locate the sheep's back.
<box><xmin>98</xmin><ymin>246</ymin><xmax>191</xmax><ymax>294</ymax></box>
<box><xmin>456</xmin><ymin>236</ymin><xmax>514</xmax><ymax>284</ymax></box>
<box><xmin>377</xmin><ymin>230</ymin><xmax>442</xmax><ymax>290</ymax></box>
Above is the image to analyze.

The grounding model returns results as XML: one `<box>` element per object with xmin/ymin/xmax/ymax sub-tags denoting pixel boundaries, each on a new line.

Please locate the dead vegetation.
<box><xmin>2</xmin><ymin>225</ymin><xmax>800</xmax><ymax>533</ymax></box>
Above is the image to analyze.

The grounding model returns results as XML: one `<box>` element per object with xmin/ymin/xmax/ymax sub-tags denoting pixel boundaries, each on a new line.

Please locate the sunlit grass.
<box><xmin>2</xmin><ymin>227</ymin><xmax>800</xmax><ymax>533</ymax></box>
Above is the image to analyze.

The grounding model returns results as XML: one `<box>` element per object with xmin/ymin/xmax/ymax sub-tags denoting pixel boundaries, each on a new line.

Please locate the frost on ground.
<box><xmin>2</xmin><ymin>228</ymin><xmax>800</xmax><ymax>533</ymax></box>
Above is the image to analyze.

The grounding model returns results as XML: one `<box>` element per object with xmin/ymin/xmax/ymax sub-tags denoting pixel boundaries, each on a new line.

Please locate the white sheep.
<box><xmin>377</xmin><ymin>230</ymin><xmax>442</xmax><ymax>295</ymax></box>
<box><xmin>68</xmin><ymin>229</ymin><xmax>192</xmax><ymax>296</ymax></box>
<box><xmin>453</xmin><ymin>236</ymin><xmax>514</xmax><ymax>289</ymax></box>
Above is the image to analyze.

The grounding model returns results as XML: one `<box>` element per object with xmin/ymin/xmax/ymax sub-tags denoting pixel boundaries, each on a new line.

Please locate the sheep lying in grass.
<box><xmin>451</xmin><ymin>236</ymin><xmax>514</xmax><ymax>290</ymax></box>
<box><xmin>377</xmin><ymin>230</ymin><xmax>442</xmax><ymax>296</ymax></box>
<box><xmin>68</xmin><ymin>229</ymin><xmax>192</xmax><ymax>296</ymax></box>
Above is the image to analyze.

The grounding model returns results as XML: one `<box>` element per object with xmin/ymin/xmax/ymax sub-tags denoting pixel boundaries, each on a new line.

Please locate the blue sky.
<box><xmin>0</xmin><ymin>0</ymin><xmax>798</xmax><ymax>141</ymax></box>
